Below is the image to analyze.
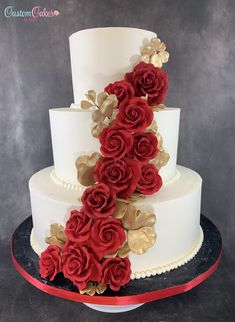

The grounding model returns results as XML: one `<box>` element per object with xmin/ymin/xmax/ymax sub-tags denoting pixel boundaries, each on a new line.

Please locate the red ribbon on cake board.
<box><xmin>11</xmin><ymin>243</ymin><xmax>222</xmax><ymax>306</ymax></box>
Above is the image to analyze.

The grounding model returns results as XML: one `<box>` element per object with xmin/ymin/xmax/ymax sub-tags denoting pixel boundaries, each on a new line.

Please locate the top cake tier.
<box><xmin>69</xmin><ymin>27</ymin><xmax>156</xmax><ymax>103</ymax></box>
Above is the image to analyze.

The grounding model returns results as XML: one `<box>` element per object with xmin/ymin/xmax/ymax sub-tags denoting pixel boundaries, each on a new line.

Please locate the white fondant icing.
<box><xmin>29</xmin><ymin>165</ymin><xmax>202</xmax><ymax>277</ymax></box>
<box><xmin>49</xmin><ymin>107</ymin><xmax>180</xmax><ymax>186</ymax></box>
<box><xmin>69</xmin><ymin>27</ymin><xmax>157</xmax><ymax>104</ymax></box>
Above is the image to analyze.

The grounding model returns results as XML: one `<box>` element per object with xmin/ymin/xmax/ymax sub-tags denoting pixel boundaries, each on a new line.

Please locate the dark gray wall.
<box><xmin>1</xmin><ymin>0</ymin><xmax>235</xmax><ymax>260</ymax></box>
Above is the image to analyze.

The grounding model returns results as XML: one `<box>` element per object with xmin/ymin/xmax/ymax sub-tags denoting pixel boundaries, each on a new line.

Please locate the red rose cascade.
<box><xmin>40</xmin><ymin>39</ymin><xmax>169</xmax><ymax>294</ymax></box>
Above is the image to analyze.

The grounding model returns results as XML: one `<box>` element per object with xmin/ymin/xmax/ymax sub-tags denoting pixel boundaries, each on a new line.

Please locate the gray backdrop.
<box><xmin>0</xmin><ymin>0</ymin><xmax>235</xmax><ymax>319</ymax></box>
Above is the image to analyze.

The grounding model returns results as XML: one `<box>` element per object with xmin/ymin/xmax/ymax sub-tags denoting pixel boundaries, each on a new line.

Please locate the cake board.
<box><xmin>11</xmin><ymin>215</ymin><xmax>222</xmax><ymax>313</ymax></box>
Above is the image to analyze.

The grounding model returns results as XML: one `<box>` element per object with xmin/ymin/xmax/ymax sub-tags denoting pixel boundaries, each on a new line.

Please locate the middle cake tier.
<box><xmin>29</xmin><ymin>165</ymin><xmax>202</xmax><ymax>279</ymax></box>
<box><xmin>49</xmin><ymin>107</ymin><xmax>180</xmax><ymax>187</ymax></box>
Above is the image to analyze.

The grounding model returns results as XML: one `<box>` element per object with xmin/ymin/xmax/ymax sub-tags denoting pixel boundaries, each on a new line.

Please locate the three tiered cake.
<box><xmin>29</xmin><ymin>27</ymin><xmax>203</xmax><ymax>295</ymax></box>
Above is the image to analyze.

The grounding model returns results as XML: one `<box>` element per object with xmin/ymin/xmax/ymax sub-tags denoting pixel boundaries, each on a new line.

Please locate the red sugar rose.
<box><xmin>137</xmin><ymin>164</ymin><xmax>162</xmax><ymax>195</ymax></box>
<box><xmin>39</xmin><ymin>245</ymin><xmax>61</xmax><ymax>281</ymax></box>
<box><xmin>104</xmin><ymin>80</ymin><xmax>135</xmax><ymax>106</ymax></box>
<box><xmin>125</xmin><ymin>62</ymin><xmax>168</xmax><ymax>106</ymax></box>
<box><xmin>62</xmin><ymin>243</ymin><xmax>102</xmax><ymax>290</ymax></box>
<box><xmin>65</xmin><ymin>209</ymin><xmax>92</xmax><ymax>243</ymax></box>
<box><xmin>128</xmin><ymin>131</ymin><xmax>158</xmax><ymax>163</ymax></box>
<box><xmin>117</xmin><ymin>97</ymin><xmax>153</xmax><ymax>132</ymax></box>
<box><xmin>81</xmin><ymin>183</ymin><xmax>116</xmax><ymax>219</ymax></box>
<box><xmin>101</xmin><ymin>257</ymin><xmax>131</xmax><ymax>291</ymax></box>
<box><xmin>90</xmin><ymin>218</ymin><xmax>126</xmax><ymax>259</ymax></box>
<box><xmin>94</xmin><ymin>157</ymin><xmax>141</xmax><ymax>199</ymax></box>
<box><xmin>99</xmin><ymin>124</ymin><xmax>133</xmax><ymax>159</ymax></box>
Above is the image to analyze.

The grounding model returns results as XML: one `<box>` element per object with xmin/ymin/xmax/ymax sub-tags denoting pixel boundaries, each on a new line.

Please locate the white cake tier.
<box><xmin>29</xmin><ymin>165</ymin><xmax>202</xmax><ymax>279</ymax></box>
<box><xmin>49</xmin><ymin>107</ymin><xmax>180</xmax><ymax>187</ymax></box>
<box><xmin>69</xmin><ymin>27</ymin><xmax>157</xmax><ymax>104</ymax></box>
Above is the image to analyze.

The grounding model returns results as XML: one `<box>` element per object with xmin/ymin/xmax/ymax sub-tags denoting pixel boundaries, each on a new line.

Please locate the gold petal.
<box><xmin>146</xmin><ymin>120</ymin><xmax>158</xmax><ymax>133</ymax></box>
<box><xmin>158</xmin><ymin>42</ymin><xmax>167</xmax><ymax>52</ymax></box>
<box><xmin>100</xmin><ymin>94</ymin><xmax>118</xmax><ymax>117</ymax></box>
<box><xmin>150</xmin><ymin>54</ymin><xmax>163</xmax><ymax>68</ymax></box>
<box><xmin>75</xmin><ymin>154</ymin><xmax>89</xmax><ymax>166</ymax></box>
<box><xmin>128</xmin><ymin>226</ymin><xmax>156</xmax><ymax>255</ymax></box>
<box><xmin>141</xmin><ymin>45</ymin><xmax>155</xmax><ymax>56</ymax></box>
<box><xmin>85</xmin><ymin>90</ymin><xmax>96</xmax><ymax>103</ymax></box>
<box><xmin>57</xmin><ymin>230</ymin><xmax>67</xmax><ymax>243</ymax></box>
<box><xmin>159</xmin><ymin>51</ymin><xmax>169</xmax><ymax>63</ymax></box>
<box><xmin>141</xmin><ymin>55</ymin><xmax>150</xmax><ymax>63</ymax></box>
<box><xmin>152</xmin><ymin>151</ymin><xmax>170</xmax><ymax>170</ymax></box>
<box><xmin>157</xmin><ymin>132</ymin><xmax>163</xmax><ymax>148</ymax></box>
<box><xmin>45</xmin><ymin>223</ymin><xmax>67</xmax><ymax>247</ymax></box>
<box><xmin>117</xmin><ymin>242</ymin><xmax>130</xmax><ymax>258</ymax></box>
<box><xmin>80</xmin><ymin>282</ymin><xmax>96</xmax><ymax>296</ymax></box>
<box><xmin>97</xmin><ymin>92</ymin><xmax>108</xmax><ymax>106</ymax></box>
<box><xmin>76</xmin><ymin>152</ymin><xmax>102</xmax><ymax>168</ymax></box>
<box><xmin>128</xmin><ymin>210</ymin><xmax>156</xmax><ymax>230</ymax></box>
<box><xmin>80</xmin><ymin>100</ymin><xmax>95</xmax><ymax>109</ymax></box>
<box><xmin>77</xmin><ymin>163</ymin><xmax>96</xmax><ymax>186</ymax></box>
<box><xmin>92</xmin><ymin>109</ymin><xmax>105</xmax><ymax>123</ymax></box>
<box><xmin>96</xmin><ymin>283</ymin><xmax>107</xmax><ymax>295</ymax></box>
<box><xmin>112</xmin><ymin>200</ymin><xmax>128</xmax><ymax>219</ymax></box>
<box><xmin>87</xmin><ymin>152</ymin><xmax>102</xmax><ymax>166</ymax></box>
<box><xmin>91</xmin><ymin>123</ymin><xmax>107</xmax><ymax>138</ymax></box>
<box><xmin>150</xmin><ymin>37</ymin><xmax>162</xmax><ymax>51</ymax></box>
<box><xmin>50</xmin><ymin>223</ymin><xmax>65</xmax><ymax>237</ymax></box>
<box><xmin>121</xmin><ymin>204</ymin><xmax>138</xmax><ymax>230</ymax></box>
<box><xmin>45</xmin><ymin>236</ymin><xmax>64</xmax><ymax>248</ymax></box>
<box><xmin>75</xmin><ymin>152</ymin><xmax>102</xmax><ymax>186</ymax></box>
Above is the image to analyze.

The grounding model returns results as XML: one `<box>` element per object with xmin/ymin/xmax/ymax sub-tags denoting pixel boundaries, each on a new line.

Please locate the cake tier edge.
<box><xmin>29</xmin><ymin>165</ymin><xmax>202</xmax><ymax>279</ymax></box>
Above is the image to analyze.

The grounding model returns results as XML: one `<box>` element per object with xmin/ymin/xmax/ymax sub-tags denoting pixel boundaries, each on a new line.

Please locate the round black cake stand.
<box><xmin>11</xmin><ymin>215</ymin><xmax>222</xmax><ymax>313</ymax></box>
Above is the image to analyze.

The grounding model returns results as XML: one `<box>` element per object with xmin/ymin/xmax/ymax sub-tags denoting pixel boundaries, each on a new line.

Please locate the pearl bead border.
<box><xmin>130</xmin><ymin>227</ymin><xmax>204</xmax><ymax>279</ymax></box>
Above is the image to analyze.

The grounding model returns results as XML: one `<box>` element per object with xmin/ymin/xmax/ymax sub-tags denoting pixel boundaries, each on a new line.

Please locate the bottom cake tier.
<box><xmin>29</xmin><ymin>165</ymin><xmax>202</xmax><ymax>279</ymax></box>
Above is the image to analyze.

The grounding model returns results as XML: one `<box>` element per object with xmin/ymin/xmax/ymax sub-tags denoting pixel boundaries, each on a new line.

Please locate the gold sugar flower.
<box><xmin>141</xmin><ymin>37</ymin><xmax>170</xmax><ymax>68</ymax></box>
<box><xmin>45</xmin><ymin>223</ymin><xmax>66</xmax><ymax>248</ymax></box>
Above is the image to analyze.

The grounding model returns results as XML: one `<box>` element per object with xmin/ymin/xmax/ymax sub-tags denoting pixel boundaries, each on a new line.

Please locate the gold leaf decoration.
<box><xmin>146</xmin><ymin>119</ymin><xmax>158</xmax><ymax>133</ymax></box>
<box><xmin>140</xmin><ymin>37</ymin><xmax>170</xmax><ymax>68</ymax></box>
<box><xmin>122</xmin><ymin>207</ymin><xmax>156</xmax><ymax>230</ymax></box>
<box><xmin>97</xmin><ymin>92</ymin><xmax>108</xmax><ymax>106</ymax></box>
<box><xmin>96</xmin><ymin>283</ymin><xmax>107</xmax><ymax>295</ymax></box>
<box><xmin>121</xmin><ymin>204</ymin><xmax>137</xmax><ymax>229</ymax></box>
<box><xmin>116</xmin><ymin>204</ymin><xmax>157</xmax><ymax>255</ymax></box>
<box><xmin>100</xmin><ymin>94</ymin><xmax>118</xmax><ymax>118</ymax></box>
<box><xmin>92</xmin><ymin>109</ymin><xmax>105</xmax><ymax>123</ymax></box>
<box><xmin>152</xmin><ymin>151</ymin><xmax>170</xmax><ymax>170</ymax></box>
<box><xmin>128</xmin><ymin>226</ymin><xmax>156</xmax><ymax>255</ymax></box>
<box><xmin>81</xmin><ymin>91</ymin><xmax>118</xmax><ymax>140</ymax></box>
<box><xmin>91</xmin><ymin>122</ymin><xmax>107</xmax><ymax>138</ymax></box>
<box><xmin>80</xmin><ymin>282</ymin><xmax>107</xmax><ymax>296</ymax></box>
<box><xmin>75</xmin><ymin>152</ymin><xmax>102</xmax><ymax>186</ymax></box>
<box><xmin>112</xmin><ymin>200</ymin><xmax>129</xmax><ymax>219</ymax></box>
<box><xmin>117</xmin><ymin>242</ymin><xmax>130</xmax><ymax>258</ymax></box>
<box><xmin>151</xmin><ymin>131</ymin><xmax>170</xmax><ymax>170</ymax></box>
<box><xmin>85</xmin><ymin>90</ymin><xmax>96</xmax><ymax>103</ymax></box>
<box><xmin>80</xmin><ymin>100</ymin><xmax>95</xmax><ymax>110</ymax></box>
<box><xmin>45</xmin><ymin>223</ymin><xmax>66</xmax><ymax>247</ymax></box>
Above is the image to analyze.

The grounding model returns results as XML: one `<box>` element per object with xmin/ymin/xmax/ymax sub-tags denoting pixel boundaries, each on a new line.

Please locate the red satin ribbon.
<box><xmin>11</xmin><ymin>245</ymin><xmax>222</xmax><ymax>305</ymax></box>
